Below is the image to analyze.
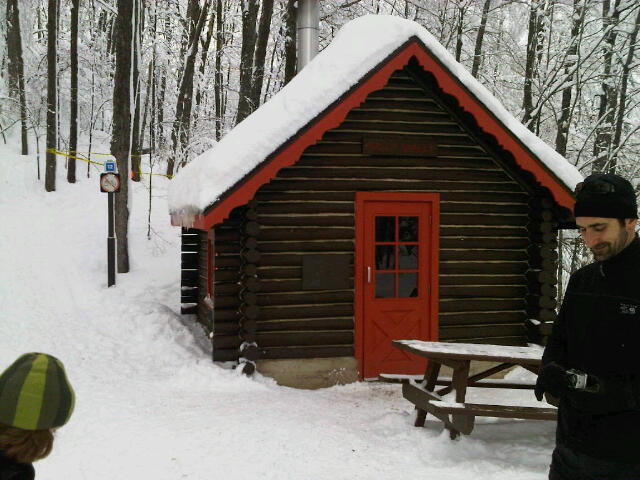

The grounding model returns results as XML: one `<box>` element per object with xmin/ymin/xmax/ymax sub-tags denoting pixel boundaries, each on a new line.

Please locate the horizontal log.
<box><xmin>212</xmin><ymin>321</ymin><xmax>240</xmax><ymax>334</ymax></box>
<box><xmin>213</xmin><ymin>308</ymin><xmax>241</xmax><ymax>322</ymax></box>
<box><xmin>258</xmin><ymin>227</ymin><xmax>354</xmax><ymax>241</ymax></box>
<box><xmin>256</xmin><ymin>317</ymin><xmax>353</xmax><ymax>332</ymax></box>
<box><xmin>244</xmin><ymin>221</ymin><xmax>260</xmax><ymax>236</ymax></box>
<box><xmin>260</xmin><ymin>179</ymin><xmax>523</xmax><ymax>193</ymax></box>
<box><xmin>440</xmin><ymin>226</ymin><xmax>528</xmax><ymax>237</ymax></box>
<box><xmin>298</xmin><ymin>155</ymin><xmax>498</xmax><ymax>170</ymax></box>
<box><xmin>260</xmin><ymin>253</ymin><xmax>354</xmax><ymax>267</ymax></box>
<box><xmin>439</xmin><ymin>274</ymin><xmax>525</xmax><ymax>286</ymax></box>
<box><xmin>215</xmin><ymin>243</ymin><xmax>241</xmax><ymax>254</ymax></box>
<box><xmin>260</xmin><ymin>304</ymin><xmax>353</xmax><ymax>320</ymax></box>
<box><xmin>258</xmin><ymin>215</ymin><xmax>354</xmax><ymax>227</ymax></box>
<box><xmin>214</xmin><ymin>270</ymin><xmax>240</xmax><ymax>282</ymax></box>
<box><xmin>241</xmin><ymin>249</ymin><xmax>260</xmax><ymax>263</ymax></box>
<box><xmin>304</xmin><ymin>142</ymin><xmax>363</xmax><ymax>155</ymax></box>
<box><xmin>354</xmin><ymin>98</ymin><xmax>439</xmax><ymax>112</ymax></box>
<box><xmin>181</xmin><ymin>242</ymin><xmax>200</xmax><ymax>253</ymax></box>
<box><xmin>529</xmin><ymin>197</ymin><xmax>555</xmax><ymax>210</ymax></box>
<box><xmin>438</xmin><ymin>311</ymin><xmax>527</xmax><ymax>326</ymax></box>
<box><xmin>441</xmin><ymin>213</ymin><xmax>528</xmax><ymax>227</ymax></box>
<box><xmin>181</xmin><ymin>305</ymin><xmax>198</xmax><ymax>315</ymax></box>
<box><xmin>212</xmin><ymin>334</ymin><xmax>240</xmax><ymax>349</ymax></box>
<box><xmin>259</xmin><ymin>240</ymin><xmax>354</xmax><ymax>253</ymax></box>
<box><xmin>439</xmin><ymin>261</ymin><xmax>528</xmax><ymax>275</ymax></box>
<box><xmin>213</xmin><ymin>296</ymin><xmax>240</xmax><ymax>308</ymax></box>
<box><xmin>440</xmin><ymin>249</ymin><xmax>528</xmax><ymax>262</ymax></box>
<box><xmin>366</xmin><ymin>88</ymin><xmax>441</xmax><ymax>100</ymax></box>
<box><xmin>439</xmin><ymin>298</ymin><xmax>525</xmax><ymax>313</ymax></box>
<box><xmin>257</xmin><ymin>267</ymin><xmax>301</xmax><ymax>279</ymax></box>
<box><xmin>526</xmin><ymin>295</ymin><xmax>558</xmax><ymax>310</ymax></box>
<box><xmin>259</xmin><ymin>201</ymin><xmax>354</xmax><ymax>215</ymax></box>
<box><xmin>239</xmin><ymin>344</ymin><xmax>261</xmax><ymax>361</ymax></box>
<box><xmin>344</xmin><ymin>109</ymin><xmax>453</xmax><ymax>124</ymax></box>
<box><xmin>258</xmin><ymin>291</ymin><xmax>354</xmax><ymax>306</ymax></box>
<box><xmin>212</xmin><ymin>349</ymin><xmax>239</xmax><ymax>362</ymax></box>
<box><xmin>240</xmin><ymin>291</ymin><xmax>258</xmax><ymax>305</ymax></box>
<box><xmin>440</xmin><ymin>237</ymin><xmax>529</xmax><ymax>249</ymax></box>
<box><xmin>241</xmin><ymin>305</ymin><xmax>261</xmax><ymax>320</ymax></box>
<box><xmin>529</xmin><ymin>209</ymin><xmax>554</xmax><ymax>222</ymax></box>
<box><xmin>340</xmin><ymin>120</ymin><xmax>464</xmax><ymax>135</ymax></box>
<box><xmin>440</xmin><ymin>285</ymin><xmax>527</xmax><ymax>298</ymax></box>
<box><xmin>440</xmin><ymin>323</ymin><xmax>526</xmax><ymax>341</ymax></box>
<box><xmin>215</xmin><ymin>256</ymin><xmax>241</xmax><ymax>268</ymax></box>
<box><xmin>526</xmin><ymin>269</ymin><xmax>558</xmax><ymax>285</ymax></box>
<box><xmin>276</xmin><ymin>167</ymin><xmax>509</xmax><ymax>183</ymax></box>
<box><xmin>181</xmin><ymin>269</ymin><xmax>199</xmax><ymax>283</ymax></box>
<box><xmin>527</xmin><ymin>282</ymin><xmax>558</xmax><ymax>297</ymax></box>
<box><xmin>257</xmin><ymin>191</ymin><xmax>355</xmax><ymax>202</ymax></box>
<box><xmin>260</xmin><ymin>345</ymin><xmax>354</xmax><ymax>359</ymax></box>
<box><xmin>256</xmin><ymin>331</ymin><xmax>353</xmax><ymax>348</ymax></box>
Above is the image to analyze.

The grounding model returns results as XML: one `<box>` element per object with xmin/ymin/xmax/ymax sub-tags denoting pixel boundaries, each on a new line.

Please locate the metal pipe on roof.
<box><xmin>297</xmin><ymin>0</ymin><xmax>319</xmax><ymax>71</ymax></box>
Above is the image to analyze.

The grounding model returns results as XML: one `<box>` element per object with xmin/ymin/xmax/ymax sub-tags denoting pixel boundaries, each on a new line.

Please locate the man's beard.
<box><xmin>591</xmin><ymin>229</ymin><xmax>629</xmax><ymax>261</ymax></box>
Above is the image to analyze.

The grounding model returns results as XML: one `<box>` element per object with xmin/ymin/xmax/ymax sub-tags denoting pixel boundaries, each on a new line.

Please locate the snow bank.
<box><xmin>168</xmin><ymin>14</ymin><xmax>582</xmax><ymax>219</ymax></box>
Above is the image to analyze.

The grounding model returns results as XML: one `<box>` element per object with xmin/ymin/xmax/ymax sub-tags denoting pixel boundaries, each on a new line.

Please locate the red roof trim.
<box><xmin>187</xmin><ymin>39</ymin><xmax>574</xmax><ymax>230</ymax></box>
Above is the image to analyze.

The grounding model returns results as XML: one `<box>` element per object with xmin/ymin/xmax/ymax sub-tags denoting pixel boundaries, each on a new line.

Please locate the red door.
<box><xmin>355</xmin><ymin>193</ymin><xmax>439</xmax><ymax>379</ymax></box>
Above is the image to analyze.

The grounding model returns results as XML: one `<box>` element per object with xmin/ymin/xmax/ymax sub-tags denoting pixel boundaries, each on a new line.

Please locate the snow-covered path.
<box><xmin>0</xmin><ymin>142</ymin><xmax>555</xmax><ymax>479</ymax></box>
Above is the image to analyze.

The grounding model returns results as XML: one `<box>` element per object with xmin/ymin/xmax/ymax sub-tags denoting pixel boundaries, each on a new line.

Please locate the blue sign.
<box><xmin>105</xmin><ymin>162</ymin><xmax>116</xmax><ymax>172</ymax></box>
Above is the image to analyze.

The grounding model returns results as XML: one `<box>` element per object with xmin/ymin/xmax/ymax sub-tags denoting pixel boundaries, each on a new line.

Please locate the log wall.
<box><xmin>207</xmin><ymin>64</ymin><xmax>557</xmax><ymax>362</ymax></box>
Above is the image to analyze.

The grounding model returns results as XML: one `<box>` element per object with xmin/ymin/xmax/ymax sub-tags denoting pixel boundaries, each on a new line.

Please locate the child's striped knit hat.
<box><xmin>0</xmin><ymin>353</ymin><xmax>75</xmax><ymax>431</ymax></box>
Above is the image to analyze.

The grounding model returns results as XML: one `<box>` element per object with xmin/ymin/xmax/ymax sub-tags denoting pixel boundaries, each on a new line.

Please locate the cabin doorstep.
<box><xmin>169</xmin><ymin>16</ymin><xmax>582</xmax><ymax>389</ymax></box>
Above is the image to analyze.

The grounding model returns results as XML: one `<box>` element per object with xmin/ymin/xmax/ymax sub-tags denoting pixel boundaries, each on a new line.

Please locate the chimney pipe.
<box><xmin>296</xmin><ymin>0</ymin><xmax>319</xmax><ymax>71</ymax></box>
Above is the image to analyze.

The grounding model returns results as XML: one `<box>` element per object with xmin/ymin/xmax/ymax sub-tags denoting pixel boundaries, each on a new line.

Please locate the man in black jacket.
<box><xmin>535</xmin><ymin>173</ymin><xmax>640</xmax><ymax>479</ymax></box>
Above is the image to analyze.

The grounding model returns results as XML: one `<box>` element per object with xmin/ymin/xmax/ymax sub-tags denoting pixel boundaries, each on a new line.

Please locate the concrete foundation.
<box><xmin>256</xmin><ymin>357</ymin><xmax>359</xmax><ymax>389</ymax></box>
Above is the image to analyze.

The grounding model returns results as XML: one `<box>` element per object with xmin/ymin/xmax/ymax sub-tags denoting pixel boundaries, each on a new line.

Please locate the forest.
<box><xmin>1</xmin><ymin>0</ymin><xmax>639</xmax><ymax>278</ymax></box>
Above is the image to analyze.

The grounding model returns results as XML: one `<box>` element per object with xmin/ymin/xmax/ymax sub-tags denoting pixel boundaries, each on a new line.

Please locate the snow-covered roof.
<box><xmin>168</xmin><ymin>15</ymin><xmax>583</xmax><ymax>225</ymax></box>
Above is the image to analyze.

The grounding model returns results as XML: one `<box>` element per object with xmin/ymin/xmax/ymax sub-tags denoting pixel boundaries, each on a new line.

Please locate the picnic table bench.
<box><xmin>387</xmin><ymin>340</ymin><xmax>557</xmax><ymax>438</ymax></box>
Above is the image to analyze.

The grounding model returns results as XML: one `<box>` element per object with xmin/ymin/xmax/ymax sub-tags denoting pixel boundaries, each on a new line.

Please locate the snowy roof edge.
<box><xmin>168</xmin><ymin>15</ymin><xmax>583</xmax><ymax>226</ymax></box>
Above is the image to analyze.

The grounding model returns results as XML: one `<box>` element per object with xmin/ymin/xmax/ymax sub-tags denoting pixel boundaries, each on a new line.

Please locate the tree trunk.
<box><xmin>194</xmin><ymin>8</ymin><xmax>216</xmax><ymax>130</ymax></box>
<box><xmin>248</xmin><ymin>0</ymin><xmax>274</xmax><ymax>112</ymax></box>
<box><xmin>235</xmin><ymin>0</ymin><xmax>259</xmax><ymax>125</ymax></box>
<box><xmin>471</xmin><ymin>0</ymin><xmax>491</xmax><ymax>78</ymax></box>
<box><xmin>610</xmin><ymin>6</ymin><xmax>640</xmax><ymax>171</ymax></box>
<box><xmin>454</xmin><ymin>2</ymin><xmax>465</xmax><ymax>63</ymax></box>
<box><xmin>131</xmin><ymin>0</ymin><xmax>143</xmax><ymax>182</ymax></box>
<box><xmin>554</xmin><ymin>0</ymin><xmax>584</xmax><ymax>157</ymax></box>
<box><xmin>214</xmin><ymin>0</ymin><xmax>224</xmax><ymax>141</ymax></box>
<box><xmin>68</xmin><ymin>0</ymin><xmax>79</xmax><ymax>183</ymax></box>
<box><xmin>167</xmin><ymin>0</ymin><xmax>210</xmax><ymax>177</ymax></box>
<box><xmin>284</xmin><ymin>0</ymin><xmax>297</xmax><ymax>85</ymax></box>
<box><xmin>110</xmin><ymin>0</ymin><xmax>133</xmax><ymax>273</ymax></box>
<box><xmin>522</xmin><ymin>2</ymin><xmax>540</xmax><ymax>131</ymax></box>
<box><xmin>6</xmin><ymin>0</ymin><xmax>29</xmax><ymax>155</ymax></box>
<box><xmin>45</xmin><ymin>0</ymin><xmax>57</xmax><ymax>192</ymax></box>
<box><xmin>592</xmin><ymin>0</ymin><xmax>621</xmax><ymax>173</ymax></box>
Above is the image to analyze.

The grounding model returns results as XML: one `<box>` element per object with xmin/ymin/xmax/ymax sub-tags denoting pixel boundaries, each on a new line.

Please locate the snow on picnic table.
<box><xmin>1</xmin><ymin>141</ymin><xmax>555</xmax><ymax>479</ymax></box>
<box><xmin>396</xmin><ymin>340</ymin><xmax>544</xmax><ymax>362</ymax></box>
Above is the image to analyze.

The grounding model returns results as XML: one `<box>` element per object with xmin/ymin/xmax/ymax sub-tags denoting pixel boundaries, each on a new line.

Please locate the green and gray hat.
<box><xmin>0</xmin><ymin>353</ymin><xmax>75</xmax><ymax>431</ymax></box>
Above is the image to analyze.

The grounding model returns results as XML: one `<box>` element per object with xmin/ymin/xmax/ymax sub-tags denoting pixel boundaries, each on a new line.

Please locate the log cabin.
<box><xmin>168</xmin><ymin>15</ymin><xmax>583</xmax><ymax>388</ymax></box>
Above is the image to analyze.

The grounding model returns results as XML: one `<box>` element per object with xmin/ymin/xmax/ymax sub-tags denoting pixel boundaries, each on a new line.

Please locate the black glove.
<box><xmin>535</xmin><ymin>362</ymin><xmax>570</xmax><ymax>401</ymax></box>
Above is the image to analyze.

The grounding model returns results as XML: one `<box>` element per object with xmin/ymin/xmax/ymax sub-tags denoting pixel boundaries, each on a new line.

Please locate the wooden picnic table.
<box><xmin>389</xmin><ymin>340</ymin><xmax>557</xmax><ymax>438</ymax></box>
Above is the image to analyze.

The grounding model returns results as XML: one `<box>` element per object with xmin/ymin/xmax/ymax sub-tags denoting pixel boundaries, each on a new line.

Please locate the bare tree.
<box><xmin>45</xmin><ymin>0</ymin><xmax>57</xmax><ymax>192</ymax></box>
<box><xmin>235</xmin><ymin>0</ymin><xmax>259</xmax><ymax>124</ymax></box>
<box><xmin>283</xmin><ymin>0</ymin><xmax>297</xmax><ymax>85</ymax></box>
<box><xmin>68</xmin><ymin>0</ymin><xmax>79</xmax><ymax>183</ymax></box>
<box><xmin>248</xmin><ymin>0</ymin><xmax>275</xmax><ymax>111</ymax></box>
<box><xmin>554</xmin><ymin>0</ymin><xmax>585</xmax><ymax>156</ymax></box>
<box><xmin>167</xmin><ymin>0</ymin><xmax>210</xmax><ymax>177</ymax></box>
<box><xmin>6</xmin><ymin>0</ymin><xmax>28</xmax><ymax>155</ymax></box>
<box><xmin>110</xmin><ymin>0</ymin><xmax>134</xmax><ymax>273</ymax></box>
<box><xmin>471</xmin><ymin>0</ymin><xmax>491</xmax><ymax>78</ymax></box>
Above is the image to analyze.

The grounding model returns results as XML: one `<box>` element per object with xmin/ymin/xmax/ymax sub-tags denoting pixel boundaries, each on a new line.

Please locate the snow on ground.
<box><xmin>0</xmin><ymin>138</ymin><xmax>555</xmax><ymax>479</ymax></box>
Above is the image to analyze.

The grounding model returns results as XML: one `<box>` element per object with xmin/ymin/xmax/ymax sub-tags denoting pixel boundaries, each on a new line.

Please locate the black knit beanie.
<box><xmin>574</xmin><ymin>173</ymin><xmax>638</xmax><ymax>219</ymax></box>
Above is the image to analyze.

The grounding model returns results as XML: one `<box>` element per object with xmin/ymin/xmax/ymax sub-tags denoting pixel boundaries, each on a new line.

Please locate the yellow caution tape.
<box><xmin>46</xmin><ymin>148</ymin><xmax>172</xmax><ymax>178</ymax></box>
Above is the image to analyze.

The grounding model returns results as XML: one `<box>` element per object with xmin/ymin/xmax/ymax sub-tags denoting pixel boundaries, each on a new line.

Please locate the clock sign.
<box><xmin>100</xmin><ymin>173</ymin><xmax>121</xmax><ymax>193</ymax></box>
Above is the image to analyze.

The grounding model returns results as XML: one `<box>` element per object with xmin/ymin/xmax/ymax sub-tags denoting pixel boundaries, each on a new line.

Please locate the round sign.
<box><xmin>100</xmin><ymin>173</ymin><xmax>120</xmax><ymax>192</ymax></box>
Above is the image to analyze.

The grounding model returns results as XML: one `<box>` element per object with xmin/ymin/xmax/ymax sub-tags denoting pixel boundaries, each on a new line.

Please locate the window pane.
<box><xmin>398</xmin><ymin>245</ymin><xmax>418</xmax><ymax>269</ymax></box>
<box><xmin>375</xmin><ymin>245</ymin><xmax>395</xmax><ymax>270</ymax></box>
<box><xmin>399</xmin><ymin>216</ymin><xmax>418</xmax><ymax>241</ymax></box>
<box><xmin>375</xmin><ymin>217</ymin><xmax>395</xmax><ymax>242</ymax></box>
<box><xmin>375</xmin><ymin>273</ymin><xmax>395</xmax><ymax>298</ymax></box>
<box><xmin>398</xmin><ymin>273</ymin><xmax>418</xmax><ymax>298</ymax></box>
